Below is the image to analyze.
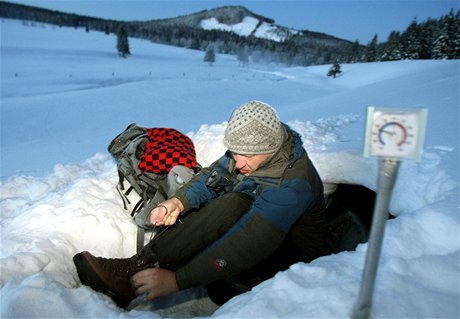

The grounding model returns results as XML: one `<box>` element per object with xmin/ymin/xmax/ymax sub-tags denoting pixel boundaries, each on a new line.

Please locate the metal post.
<box><xmin>352</xmin><ymin>158</ymin><xmax>400</xmax><ymax>319</ymax></box>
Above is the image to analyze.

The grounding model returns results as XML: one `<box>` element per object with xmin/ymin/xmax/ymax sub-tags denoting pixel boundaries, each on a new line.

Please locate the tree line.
<box><xmin>1</xmin><ymin>1</ymin><xmax>458</xmax><ymax>66</ymax></box>
<box><xmin>362</xmin><ymin>9</ymin><xmax>460</xmax><ymax>62</ymax></box>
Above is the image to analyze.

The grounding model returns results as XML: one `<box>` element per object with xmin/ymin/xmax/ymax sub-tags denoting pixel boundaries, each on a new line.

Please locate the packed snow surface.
<box><xmin>1</xmin><ymin>19</ymin><xmax>459</xmax><ymax>318</ymax></box>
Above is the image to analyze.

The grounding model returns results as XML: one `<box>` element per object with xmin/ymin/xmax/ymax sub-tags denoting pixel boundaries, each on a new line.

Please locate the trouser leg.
<box><xmin>206</xmin><ymin>238</ymin><xmax>302</xmax><ymax>306</ymax></box>
<box><xmin>149</xmin><ymin>192</ymin><xmax>253</xmax><ymax>269</ymax></box>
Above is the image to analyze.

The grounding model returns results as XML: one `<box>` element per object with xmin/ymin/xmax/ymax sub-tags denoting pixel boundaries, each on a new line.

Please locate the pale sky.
<box><xmin>8</xmin><ymin>0</ymin><xmax>459</xmax><ymax>43</ymax></box>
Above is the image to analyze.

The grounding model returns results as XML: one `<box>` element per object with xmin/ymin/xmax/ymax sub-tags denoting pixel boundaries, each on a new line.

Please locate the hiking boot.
<box><xmin>73</xmin><ymin>248</ymin><xmax>157</xmax><ymax>308</ymax></box>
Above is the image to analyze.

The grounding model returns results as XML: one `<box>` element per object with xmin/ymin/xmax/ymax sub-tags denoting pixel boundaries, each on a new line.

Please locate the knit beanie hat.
<box><xmin>223</xmin><ymin>100</ymin><xmax>285</xmax><ymax>154</ymax></box>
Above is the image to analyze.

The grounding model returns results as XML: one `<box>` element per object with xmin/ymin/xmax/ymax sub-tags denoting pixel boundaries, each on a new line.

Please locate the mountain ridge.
<box><xmin>149</xmin><ymin>5</ymin><xmax>275</xmax><ymax>27</ymax></box>
<box><xmin>0</xmin><ymin>1</ymin><xmax>353</xmax><ymax>44</ymax></box>
<box><xmin>0</xmin><ymin>1</ymin><xmax>359</xmax><ymax>65</ymax></box>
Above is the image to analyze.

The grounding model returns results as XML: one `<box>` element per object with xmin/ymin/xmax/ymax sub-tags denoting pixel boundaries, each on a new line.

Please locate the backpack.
<box><xmin>108</xmin><ymin>123</ymin><xmax>198</xmax><ymax>252</ymax></box>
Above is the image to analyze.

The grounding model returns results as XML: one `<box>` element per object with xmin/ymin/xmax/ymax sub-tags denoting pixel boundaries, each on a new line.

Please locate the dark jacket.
<box><xmin>174</xmin><ymin>124</ymin><xmax>329</xmax><ymax>290</ymax></box>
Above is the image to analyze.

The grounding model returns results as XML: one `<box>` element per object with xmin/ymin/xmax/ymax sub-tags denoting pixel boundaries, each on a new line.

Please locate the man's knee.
<box><xmin>213</xmin><ymin>192</ymin><xmax>253</xmax><ymax>212</ymax></box>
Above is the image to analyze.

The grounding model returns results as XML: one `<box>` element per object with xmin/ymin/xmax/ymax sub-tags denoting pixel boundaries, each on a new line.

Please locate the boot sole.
<box><xmin>73</xmin><ymin>252</ymin><xmax>132</xmax><ymax>308</ymax></box>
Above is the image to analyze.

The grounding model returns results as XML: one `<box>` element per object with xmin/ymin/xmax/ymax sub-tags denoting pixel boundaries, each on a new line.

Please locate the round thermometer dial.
<box><xmin>377</xmin><ymin>121</ymin><xmax>408</xmax><ymax>146</ymax></box>
<box><xmin>364</xmin><ymin>107</ymin><xmax>428</xmax><ymax>159</ymax></box>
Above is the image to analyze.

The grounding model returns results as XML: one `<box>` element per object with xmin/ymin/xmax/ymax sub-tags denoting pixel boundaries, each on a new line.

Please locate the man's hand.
<box><xmin>150</xmin><ymin>197</ymin><xmax>184</xmax><ymax>226</ymax></box>
<box><xmin>130</xmin><ymin>268</ymin><xmax>179</xmax><ymax>301</ymax></box>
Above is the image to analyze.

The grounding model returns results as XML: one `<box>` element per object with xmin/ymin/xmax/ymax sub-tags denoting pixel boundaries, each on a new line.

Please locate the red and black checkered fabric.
<box><xmin>139</xmin><ymin>128</ymin><xmax>197</xmax><ymax>174</ymax></box>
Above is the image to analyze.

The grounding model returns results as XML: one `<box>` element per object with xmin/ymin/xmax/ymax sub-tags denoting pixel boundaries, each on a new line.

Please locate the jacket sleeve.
<box><xmin>173</xmin><ymin>155</ymin><xmax>230</xmax><ymax>212</ymax></box>
<box><xmin>175</xmin><ymin>177</ymin><xmax>315</xmax><ymax>290</ymax></box>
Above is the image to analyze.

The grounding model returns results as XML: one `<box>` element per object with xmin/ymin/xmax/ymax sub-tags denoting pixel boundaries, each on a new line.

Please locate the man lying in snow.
<box><xmin>73</xmin><ymin>100</ymin><xmax>332</xmax><ymax>309</ymax></box>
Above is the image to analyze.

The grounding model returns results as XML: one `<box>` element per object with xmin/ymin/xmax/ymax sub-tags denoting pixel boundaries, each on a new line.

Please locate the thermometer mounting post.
<box><xmin>353</xmin><ymin>106</ymin><xmax>428</xmax><ymax>319</ymax></box>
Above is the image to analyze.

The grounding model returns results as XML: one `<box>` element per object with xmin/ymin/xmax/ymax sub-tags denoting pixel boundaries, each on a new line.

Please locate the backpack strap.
<box><xmin>116</xmin><ymin>183</ymin><xmax>133</xmax><ymax>210</ymax></box>
<box><xmin>133</xmin><ymin>191</ymin><xmax>166</xmax><ymax>252</ymax></box>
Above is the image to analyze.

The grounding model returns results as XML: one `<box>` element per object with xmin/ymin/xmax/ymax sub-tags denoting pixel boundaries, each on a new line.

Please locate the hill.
<box><xmin>0</xmin><ymin>1</ymin><xmax>358</xmax><ymax>65</ymax></box>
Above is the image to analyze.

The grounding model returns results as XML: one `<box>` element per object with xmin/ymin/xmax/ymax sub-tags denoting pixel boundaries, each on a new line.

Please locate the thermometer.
<box><xmin>364</xmin><ymin>106</ymin><xmax>428</xmax><ymax>160</ymax></box>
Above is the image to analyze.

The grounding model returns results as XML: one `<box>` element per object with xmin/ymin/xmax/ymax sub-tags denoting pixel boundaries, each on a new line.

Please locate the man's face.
<box><xmin>232</xmin><ymin>153</ymin><xmax>273</xmax><ymax>176</ymax></box>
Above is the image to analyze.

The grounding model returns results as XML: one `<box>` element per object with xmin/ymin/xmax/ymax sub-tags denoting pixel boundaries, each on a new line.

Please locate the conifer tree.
<box><xmin>204</xmin><ymin>45</ymin><xmax>216</xmax><ymax>66</ymax></box>
<box><xmin>454</xmin><ymin>10</ymin><xmax>460</xmax><ymax>59</ymax></box>
<box><xmin>117</xmin><ymin>25</ymin><xmax>130</xmax><ymax>58</ymax></box>
<box><xmin>417</xmin><ymin>19</ymin><xmax>435</xmax><ymax>59</ymax></box>
<box><xmin>327</xmin><ymin>61</ymin><xmax>342</xmax><ymax>78</ymax></box>
<box><xmin>433</xmin><ymin>10</ymin><xmax>460</xmax><ymax>59</ymax></box>
<box><xmin>364</xmin><ymin>34</ymin><xmax>379</xmax><ymax>62</ymax></box>
<box><xmin>349</xmin><ymin>40</ymin><xmax>362</xmax><ymax>63</ymax></box>
<box><xmin>401</xmin><ymin>19</ymin><xmax>422</xmax><ymax>59</ymax></box>
<box><xmin>381</xmin><ymin>31</ymin><xmax>403</xmax><ymax>61</ymax></box>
